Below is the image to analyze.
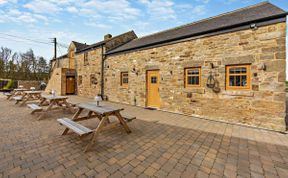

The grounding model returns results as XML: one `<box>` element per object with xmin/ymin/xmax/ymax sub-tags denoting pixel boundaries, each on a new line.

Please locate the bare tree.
<box><xmin>0</xmin><ymin>46</ymin><xmax>49</xmax><ymax>81</ymax></box>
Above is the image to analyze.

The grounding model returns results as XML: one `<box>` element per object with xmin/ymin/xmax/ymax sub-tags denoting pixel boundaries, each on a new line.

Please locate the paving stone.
<box><xmin>0</xmin><ymin>96</ymin><xmax>288</xmax><ymax>178</ymax></box>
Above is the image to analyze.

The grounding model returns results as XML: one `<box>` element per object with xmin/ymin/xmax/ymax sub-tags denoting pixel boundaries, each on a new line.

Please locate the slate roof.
<box><xmin>72</xmin><ymin>41</ymin><xmax>89</xmax><ymax>52</ymax></box>
<box><xmin>76</xmin><ymin>30</ymin><xmax>137</xmax><ymax>54</ymax></box>
<box><xmin>107</xmin><ymin>2</ymin><xmax>287</xmax><ymax>55</ymax></box>
<box><xmin>75</xmin><ymin>41</ymin><xmax>105</xmax><ymax>54</ymax></box>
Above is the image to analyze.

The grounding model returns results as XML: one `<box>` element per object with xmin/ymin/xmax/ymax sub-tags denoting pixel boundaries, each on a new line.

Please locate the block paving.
<box><xmin>0</xmin><ymin>95</ymin><xmax>288</xmax><ymax>177</ymax></box>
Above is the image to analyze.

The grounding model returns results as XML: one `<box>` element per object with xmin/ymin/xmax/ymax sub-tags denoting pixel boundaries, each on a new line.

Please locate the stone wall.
<box><xmin>45</xmin><ymin>68</ymin><xmax>64</xmax><ymax>95</ymax></box>
<box><xmin>76</xmin><ymin>48</ymin><xmax>102</xmax><ymax>97</ymax></box>
<box><xmin>104</xmin><ymin>22</ymin><xmax>286</xmax><ymax>131</ymax></box>
<box><xmin>18</xmin><ymin>80</ymin><xmax>41</xmax><ymax>90</ymax></box>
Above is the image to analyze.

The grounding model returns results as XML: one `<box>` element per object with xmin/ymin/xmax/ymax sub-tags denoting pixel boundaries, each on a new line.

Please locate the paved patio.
<box><xmin>0</xmin><ymin>95</ymin><xmax>288</xmax><ymax>178</ymax></box>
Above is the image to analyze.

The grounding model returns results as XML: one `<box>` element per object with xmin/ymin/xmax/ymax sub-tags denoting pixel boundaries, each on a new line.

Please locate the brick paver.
<box><xmin>1</xmin><ymin>95</ymin><xmax>288</xmax><ymax>177</ymax></box>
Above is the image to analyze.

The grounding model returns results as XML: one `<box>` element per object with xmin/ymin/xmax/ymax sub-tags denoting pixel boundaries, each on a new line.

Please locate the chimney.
<box><xmin>104</xmin><ymin>34</ymin><xmax>112</xmax><ymax>40</ymax></box>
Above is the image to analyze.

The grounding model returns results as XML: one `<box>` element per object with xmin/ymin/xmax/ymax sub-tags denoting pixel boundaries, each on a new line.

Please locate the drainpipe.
<box><xmin>101</xmin><ymin>44</ymin><xmax>105</xmax><ymax>99</ymax></box>
<box><xmin>74</xmin><ymin>50</ymin><xmax>78</xmax><ymax>95</ymax></box>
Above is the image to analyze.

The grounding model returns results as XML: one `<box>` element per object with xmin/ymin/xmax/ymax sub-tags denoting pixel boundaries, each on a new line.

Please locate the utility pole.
<box><xmin>53</xmin><ymin>38</ymin><xmax>58</xmax><ymax>67</ymax></box>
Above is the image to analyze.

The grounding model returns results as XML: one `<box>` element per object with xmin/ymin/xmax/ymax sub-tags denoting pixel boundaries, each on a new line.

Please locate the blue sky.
<box><xmin>0</xmin><ymin>0</ymin><xmax>287</xmax><ymax>60</ymax></box>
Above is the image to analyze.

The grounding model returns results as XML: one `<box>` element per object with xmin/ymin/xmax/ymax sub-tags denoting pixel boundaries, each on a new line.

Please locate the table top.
<box><xmin>14</xmin><ymin>88</ymin><xmax>29</xmax><ymax>91</ymax></box>
<box><xmin>41</xmin><ymin>95</ymin><xmax>68</xmax><ymax>100</ymax></box>
<box><xmin>77</xmin><ymin>103</ymin><xmax>124</xmax><ymax>115</ymax></box>
<box><xmin>24</xmin><ymin>91</ymin><xmax>42</xmax><ymax>94</ymax></box>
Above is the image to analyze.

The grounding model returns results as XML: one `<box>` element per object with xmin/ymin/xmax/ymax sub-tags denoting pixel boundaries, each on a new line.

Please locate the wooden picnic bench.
<box><xmin>8</xmin><ymin>88</ymin><xmax>29</xmax><ymax>101</ymax></box>
<box><xmin>57</xmin><ymin>103</ymin><xmax>135</xmax><ymax>152</ymax></box>
<box><xmin>28</xmin><ymin>95</ymin><xmax>74</xmax><ymax>120</ymax></box>
<box><xmin>12</xmin><ymin>96</ymin><xmax>23</xmax><ymax>104</ymax></box>
<box><xmin>27</xmin><ymin>103</ymin><xmax>43</xmax><ymax>114</ymax></box>
<box><xmin>19</xmin><ymin>91</ymin><xmax>42</xmax><ymax>106</ymax></box>
<box><xmin>4</xmin><ymin>92</ymin><xmax>12</xmax><ymax>99</ymax></box>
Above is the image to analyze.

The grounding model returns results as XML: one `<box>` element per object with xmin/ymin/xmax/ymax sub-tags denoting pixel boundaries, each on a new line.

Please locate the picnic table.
<box><xmin>18</xmin><ymin>91</ymin><xmax>42</xmax><ymax>106</ymax></box>
<box><xmin>58</xmin><ymin>103</ymin><xmax>134</xmax><ymax>152</ymax></box>
<box><xmin>6</xmin><ymin>88</ymin><xmax>29</xmax><ymax>100</ymax></box>
<box><xmin>27</xmin><ymin>95</ymin><xmax>74</xmax><ymax>120</ymax></box>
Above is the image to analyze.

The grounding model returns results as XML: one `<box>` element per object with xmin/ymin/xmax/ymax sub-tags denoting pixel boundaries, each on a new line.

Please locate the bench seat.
<box><xmin>27</xmin><ymin>104</ymin><xmax>43</xmax><ymax>114</ymax></box>
<box><xmin>57</xmin><ymin>118</ymin><xmax>93</xmax><ymax>136</ymax></box>
<box><xmin>13</xmin><ymin>96</ymin><xmax>23</xmax><ymax>104</ymax></box>
<box><xmin>13</xmin><ymin>96</ymin><xmax>22</xmax><ymax>101</ymax></box>
<box><xmin>4</xmin><ymin>92</ymin><xmax>12</xmax><ymax>96</ymax></box>
<box><xmin>122</xmin><ymin>114</ymin><xmax>136</xmax><ymax>122</ymax></box>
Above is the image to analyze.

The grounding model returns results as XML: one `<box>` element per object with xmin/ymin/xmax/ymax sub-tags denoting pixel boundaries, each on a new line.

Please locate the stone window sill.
<box><xmin>120</xmin><ymin>86</ymin><xmax>128</xmax><ymax>90</ymax></box>
<box><xmin>183</xmin><ymin>88</ymin><xmax>205</xmax><ymax>94</ymax></box>
<box><xmin>222</xmin><ymin>90</ymin><xmax>254</xmax><ymax>97</ymax></box>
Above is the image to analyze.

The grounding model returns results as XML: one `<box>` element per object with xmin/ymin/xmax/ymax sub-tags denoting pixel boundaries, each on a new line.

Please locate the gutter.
<box><xmin>107</xmin><ymin>12</ymin><xmax>288</xmax><ymax>55</ymax></box>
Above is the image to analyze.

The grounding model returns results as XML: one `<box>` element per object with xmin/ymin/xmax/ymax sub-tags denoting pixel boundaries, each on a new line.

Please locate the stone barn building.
<box><xmin>47</xmin><ymin>2</ymin><xmax>287</xmax><ymax>131</ymax></box>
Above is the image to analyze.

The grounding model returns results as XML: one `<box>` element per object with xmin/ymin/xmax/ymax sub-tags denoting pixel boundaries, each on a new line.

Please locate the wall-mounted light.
<box><xmin>257</xmin><ymin>63</ymin><xmax>266</xmax><ymax>71</ymax></box>
<box><xmin>250</xmin><ymin>23</ymin><xmax>257</xmax><ymax>30</ymax></box>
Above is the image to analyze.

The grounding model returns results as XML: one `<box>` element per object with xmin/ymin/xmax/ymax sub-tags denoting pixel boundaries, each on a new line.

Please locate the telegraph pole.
<box><xmin>53</xmin><ymin>38</ymin><xmax>58</xmax><ymax>67</ymax></box>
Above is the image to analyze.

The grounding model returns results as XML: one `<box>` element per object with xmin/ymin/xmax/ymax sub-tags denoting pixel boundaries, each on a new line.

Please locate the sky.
<box><xmin>0</xmin><ymin>0</ymin><xmax>287</xmax><ymax>61</ymax></box>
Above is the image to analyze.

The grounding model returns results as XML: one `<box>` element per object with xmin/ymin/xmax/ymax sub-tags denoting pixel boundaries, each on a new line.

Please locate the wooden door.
<box><xmin>146</xmin><ymin>70</ymin><xmax>160</xmax><ymax>108</ymax></box>
<box><xmin>66</xmin><ymin>77</ymin><xmax>75</xmax><ymax>94</ymax></box>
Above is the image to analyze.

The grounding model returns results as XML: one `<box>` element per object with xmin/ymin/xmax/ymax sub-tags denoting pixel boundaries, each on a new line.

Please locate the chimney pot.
<box><xmin>104</xmin><ymin>34</ymin><xmax>112</xmax><ymax>40</ymax></box>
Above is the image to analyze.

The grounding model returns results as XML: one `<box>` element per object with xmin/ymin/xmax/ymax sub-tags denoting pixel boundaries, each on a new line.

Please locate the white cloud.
<box><xmin>0</xmin><ymin>0</ymin><xmax>7</xmax><ymax>5</ymax></box>
<box><xmin>66</xmin><ymin>6</ymin><xmax>78</xmax><ymax>13</ymax></box>
<box><xmin>24</xmin><ymin>0</ymin><xmax>61</xmax><ymax>13</ymax></box>
<box><xmin>0</xmin><ymin>8</ymin><xmax>49</xmax><ymax>24</ymax></box>
<box><xmin>196</xmin><ymin>0</ymin><xmax>210</xmax><ymax>4</ymax></box>
<box><xmin>191</xmin><ymin>5</ymin><xmax>206</xmax><ymax>15</ymax></box>
<box><xmin>81</xmin><ymin>0</ymin><xmax>140</xmax><ymax>20</ymax></box>
<box><xmin>0</xmin><ymin>0</ymin><xmax>17</xmax><ymax>5</ymax></box>
<box><xmin>139</xmin><ymin>0</ymin><xmax>176</xmax><ymax>20</ymax></box>
<box><xmin>84</xmin><ymin>21</ymin><xmax>111</xmax><ymax>29</ymax></box>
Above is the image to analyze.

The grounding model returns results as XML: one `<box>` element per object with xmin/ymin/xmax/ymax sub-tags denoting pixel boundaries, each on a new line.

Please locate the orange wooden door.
<box><xmin>147</xmin><ymin>70</ymin><xmax>160</xmax><ymax>108</ymax></box>
<box><xmin>66</xmin><ymin>77</ymin><xmax>75</xmax><ymax>94</ymax></box>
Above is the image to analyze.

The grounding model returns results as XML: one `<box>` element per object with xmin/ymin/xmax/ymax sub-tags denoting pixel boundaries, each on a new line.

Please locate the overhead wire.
<box><xmin>0</xmin><ymin>32</ymin><xmax>52</xmax><ymax>45</ymax></box>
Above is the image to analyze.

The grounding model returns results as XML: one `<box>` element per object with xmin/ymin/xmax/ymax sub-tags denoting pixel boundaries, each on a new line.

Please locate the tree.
<box><xmin>0</xmin><ymin>46</ymin><xmax>49</xmax><ymax>81</ymax></box>
<box><xmin>0</xmin><ymin>47</ymin><xmax>12</xmax><ymax>78</ymax></box>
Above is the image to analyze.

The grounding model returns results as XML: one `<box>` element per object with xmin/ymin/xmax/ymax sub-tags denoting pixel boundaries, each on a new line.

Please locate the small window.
<box><xmin>226</xmin><ymin>64</ymin><xmax>251</xmax><ymax>90</ymax></box>
<box><xmin>90</xmin><ymin>74</ymin><xmax>97</xmax><ymax>86</ymax></box>
<box><xmin>78</xmin><ymin>75</ymin><xmax>82</xmax><ymax>86</ymax></box>
<box><xmin>185</xmin><ymin>67</ymin><xmax>201</xmax><ymax>87</ymax></box>
<box><xmin>84</xmin><ymin>52</ymin><xmax>88</xmax><ymax>65</ymax></box>
<box><xmin>151</xmin><ymin>77</ymin><xmax>157</xmax><ymax>84</ymax></box>
<box><xmin>121</xmin><ymin>72</ymin><xmax>128</xmax><ymax>87</ymax></box>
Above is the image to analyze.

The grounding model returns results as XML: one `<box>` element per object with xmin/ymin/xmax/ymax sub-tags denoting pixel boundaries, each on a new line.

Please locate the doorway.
<box><xmin>66</xmin><ymin>77</ymin><xmax>75</xmax><ymax>95</ymax></box>
<box><xmin>146</xmin><ymin>70</ymin><xmax>160</xmax><ymax>108</ymax></box>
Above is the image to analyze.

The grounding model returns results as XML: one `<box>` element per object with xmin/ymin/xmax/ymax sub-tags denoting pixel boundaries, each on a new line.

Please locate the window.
<box><xmin>84</xmin><ymin>52</ymin><xmax>88</xmax><ymax>65</ymax></box>
<box><xmin>121</xmin><ymin>72</ymin><xmax>128</xmax><ymax>87</ymax></box>
<box><xmin>226</xmin><ymin>64</ymin><xmax>251</xmax><ymax>90</ymax></box>
<box><xmin>78</xmin><ymin>75</ymin><xmax>82</xmax><ymax>86</ymax></box>
<box><xmin>185</xmin><ymin>67</ymin><xmax>201</xmax><ymax>87</ymax></box>
<box><xmin>90</xmin><ymin>74</ymin><xmax>97</xmax><ymax>85</ymax></box>
<box><xmin>151</xmin><ymin>77</ymin><xmax>157</xmax><ymax>84</ymax></box>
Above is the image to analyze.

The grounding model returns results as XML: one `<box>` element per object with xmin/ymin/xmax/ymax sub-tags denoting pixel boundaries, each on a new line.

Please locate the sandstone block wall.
<box><xmin>18</xmin><ymin>80</ymin><xmax>42</xmax><ymax>90</ymax></box>
<box><xmin>76</xmin><ymin>48</ymin><xmax>102</xmax><ymax>97</ymax></box>
<box><xmin>104</xmin><ymin>23</ymin><xmax>286</xmax><ymax>131</ymax></box>
<box><xmin>45</xmin><ymin>68</ymin><xmax>64</xmax><ymax>95</ymax></box>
